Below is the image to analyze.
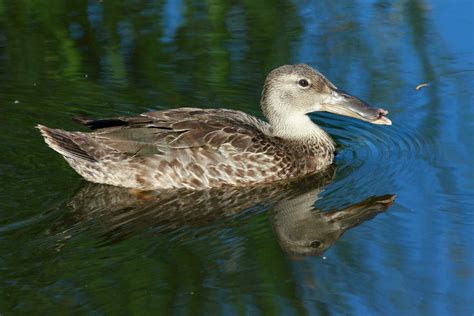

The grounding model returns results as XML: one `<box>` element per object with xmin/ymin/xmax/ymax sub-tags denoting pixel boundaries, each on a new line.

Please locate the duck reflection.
<box><xmin>271</xmin><ymin>190</ymin><xmax>395</xmax><ymax>256</ymax></box>
<box><xmin>53</xmin><ymin>166</ymin><xmax>395</xmax><ymax>256</ymax></box>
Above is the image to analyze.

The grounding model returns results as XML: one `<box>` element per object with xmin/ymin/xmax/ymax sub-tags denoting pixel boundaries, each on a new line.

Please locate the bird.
<box><xmin>37</xmin><ymin>64</ymin><xmax>391</xmax><ymax>190</ymax></box>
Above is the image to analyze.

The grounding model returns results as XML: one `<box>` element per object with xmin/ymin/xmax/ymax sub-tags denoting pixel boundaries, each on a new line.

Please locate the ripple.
<box><xmin>311</xmin><ymin>113</ymin><xmax>436</xmax><ymax>200</ymax></box>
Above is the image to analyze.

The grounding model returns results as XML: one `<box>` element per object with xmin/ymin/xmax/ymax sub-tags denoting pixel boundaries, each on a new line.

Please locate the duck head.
<box><xmin>261</xmin><ymin>64</ymin><xmax>391</xmax><ymax>138</ymax></box>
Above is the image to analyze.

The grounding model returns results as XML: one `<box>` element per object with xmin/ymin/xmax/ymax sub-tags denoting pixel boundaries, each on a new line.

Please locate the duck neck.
<box><xmin>269</xmin><ymin>113</ymin><xmax>335</xmax><ymax>151</ymax></box>
<box><xmin>261</xmin><ymin>93</ymin><xmax>336</xmax><ymax>154</ymax></box>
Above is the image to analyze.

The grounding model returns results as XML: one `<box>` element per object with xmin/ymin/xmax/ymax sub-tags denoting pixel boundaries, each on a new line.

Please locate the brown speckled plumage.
<box><xmin>37</xmin><ymin>64</ymin><xmax>391</xmax><ymax>190</ymax></box>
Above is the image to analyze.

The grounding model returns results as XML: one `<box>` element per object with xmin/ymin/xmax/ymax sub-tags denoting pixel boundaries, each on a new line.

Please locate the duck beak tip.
<box><xmin>372</xmin><ymin>114</ymin><xmax>392</xmax><ymax>126</ymax></box>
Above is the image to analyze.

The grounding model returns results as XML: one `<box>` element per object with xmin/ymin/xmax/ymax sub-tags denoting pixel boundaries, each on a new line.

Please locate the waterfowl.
<box><xmin>37</xmin><ymin>64</ymin><xmax>391</xmax><ymax>190</ymax></box>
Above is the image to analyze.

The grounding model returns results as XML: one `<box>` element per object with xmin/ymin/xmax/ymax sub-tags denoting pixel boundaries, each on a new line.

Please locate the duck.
<box><xmin>37</xmin><ymin>64</ymin><xmax>391</xmax><ymax>190</ymax></box>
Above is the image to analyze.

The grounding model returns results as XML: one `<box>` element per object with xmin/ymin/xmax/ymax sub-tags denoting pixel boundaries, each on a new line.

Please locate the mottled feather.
<box><xmin>38</xmin><ymin>108</ymin><xmax>321</xmax><ymax>189</ymax></box>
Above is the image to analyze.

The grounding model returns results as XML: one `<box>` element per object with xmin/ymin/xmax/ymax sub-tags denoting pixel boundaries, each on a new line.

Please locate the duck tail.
<box><xmin>36</xmin><ymin>125</ymin><xmax>96</xmax><ymax>162</ymax></box>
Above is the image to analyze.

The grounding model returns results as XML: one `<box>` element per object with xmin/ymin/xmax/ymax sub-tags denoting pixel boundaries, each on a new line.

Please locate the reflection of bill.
<box><xmin>51</xmin><ymin>166</ymin><xmax>395</xmax><ymax>256</ymax></box>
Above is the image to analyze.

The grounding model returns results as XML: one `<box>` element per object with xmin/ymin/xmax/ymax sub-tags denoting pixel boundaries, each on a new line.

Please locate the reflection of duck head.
<box><xmin>51</xmin><ymin>165</ymin><xmax>395</xmax><ymax>256</ymax></box>
<box><xmin>272</xmin><ymin>192</ymin><xmax>395</xmax><ymax>256</ymax></box>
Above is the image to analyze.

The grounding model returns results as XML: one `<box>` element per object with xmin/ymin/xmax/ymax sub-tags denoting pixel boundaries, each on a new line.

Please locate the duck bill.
<box><xmin>323</xmin><ymin>89</ymin><xmax>392</xmax><ymax>125</ymax></box>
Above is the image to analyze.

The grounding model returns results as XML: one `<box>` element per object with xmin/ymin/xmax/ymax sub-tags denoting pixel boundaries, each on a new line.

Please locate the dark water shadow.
<box><xmin>50</xmin><ymin>166</ymin><xmax>395</xmax><ymax>256</ymax></box>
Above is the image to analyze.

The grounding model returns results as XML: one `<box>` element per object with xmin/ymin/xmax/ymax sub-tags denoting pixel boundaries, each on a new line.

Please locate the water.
<box><xmin>0</xmin><ymin>1</ymin><xmax>473</xmax><ymax>314</ymax></box>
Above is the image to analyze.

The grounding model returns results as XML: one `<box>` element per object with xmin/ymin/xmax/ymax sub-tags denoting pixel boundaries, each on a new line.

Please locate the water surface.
<box><xmin>0</xmin><ymin>1</ymin><xmax>473</xmax><ymax>315</ymax></box>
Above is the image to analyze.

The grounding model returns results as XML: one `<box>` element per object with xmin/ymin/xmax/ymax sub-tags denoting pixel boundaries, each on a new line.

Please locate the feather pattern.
<box><xmin>37</xmin><ymin>107</ymin><xmax>334</xmax><ymax>190</ymax></box>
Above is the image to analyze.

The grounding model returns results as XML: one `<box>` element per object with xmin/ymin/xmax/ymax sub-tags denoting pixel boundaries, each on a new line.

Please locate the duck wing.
<box><xmin>74</xmin><ymin>108</ymin><xmax>273</xmax><ymax>157</ymax></box>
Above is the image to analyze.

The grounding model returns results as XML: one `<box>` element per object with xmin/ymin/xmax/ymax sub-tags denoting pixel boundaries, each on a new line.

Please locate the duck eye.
<box><xmin>309</xmin><ymin>240</ymin><xmax>322</xmax><ymax>248</ymax></box>
<box><xmin>298</xmin><ymin>79</ymin><xmax>309</xmax><ymax>87</ymax></box>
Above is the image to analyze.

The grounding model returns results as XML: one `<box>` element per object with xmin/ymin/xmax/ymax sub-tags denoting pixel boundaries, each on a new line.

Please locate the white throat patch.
<box><xmin>271</xmin><ymin>113</ymin><xmax>329</xmax><ymax>140</ymax></box>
